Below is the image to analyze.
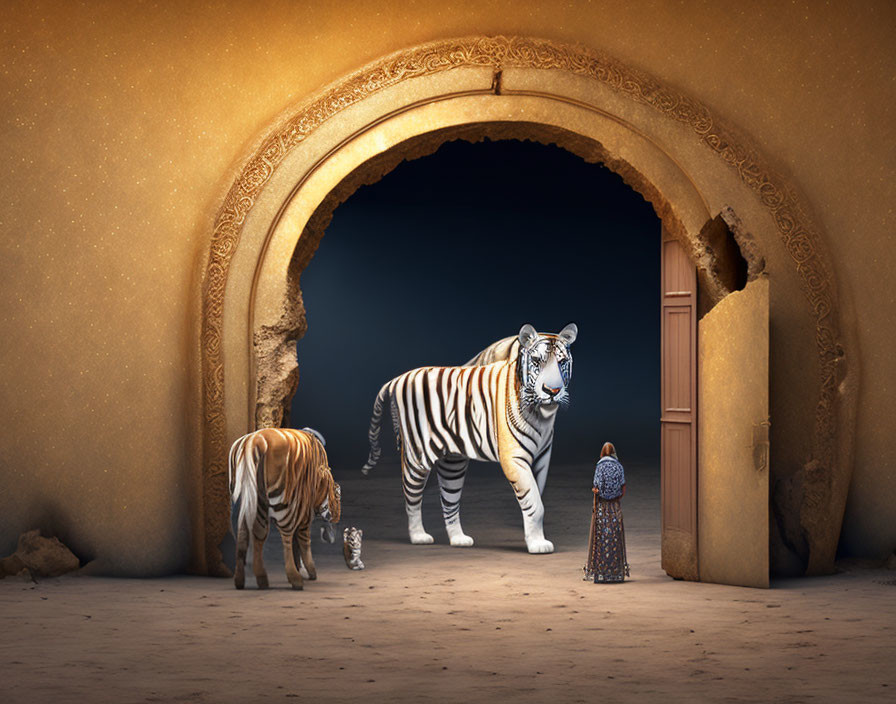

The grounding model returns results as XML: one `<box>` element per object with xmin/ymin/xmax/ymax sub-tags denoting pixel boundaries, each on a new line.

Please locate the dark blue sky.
<box><xmin>290</xmin><ymin>139</ymin><xmax>660</xmax><ymax>474</ymax></box>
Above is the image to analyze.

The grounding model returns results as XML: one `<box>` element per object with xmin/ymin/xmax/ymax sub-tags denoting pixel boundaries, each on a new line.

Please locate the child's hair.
<box><xmin>600</xmin><ymin>442</ymin><xmax>617</xmax><ymax>458</ymax></box>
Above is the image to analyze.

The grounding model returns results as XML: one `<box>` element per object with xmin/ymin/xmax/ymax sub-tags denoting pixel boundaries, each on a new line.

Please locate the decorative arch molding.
<box><xmin>196</xmin><ymin>36</ymin><xmax>856</xmax><ymax>577</ymax></box>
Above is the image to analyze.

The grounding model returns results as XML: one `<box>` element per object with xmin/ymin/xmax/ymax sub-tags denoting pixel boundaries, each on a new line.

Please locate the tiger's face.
<box><xmin>517</xmin><ymin>323</ymin><xmax>577</xmax><ymax>411</ymax></box>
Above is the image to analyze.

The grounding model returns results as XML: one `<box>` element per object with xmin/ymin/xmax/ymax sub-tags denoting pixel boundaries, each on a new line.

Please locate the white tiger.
<box><xmin>362</xmin><ymin>323</ymin><xmax>577</xmax><ymax>553</ymax></box>
<box><xmin>343</xmin><ymin>527</ymin><xmax>364</xmax><ymax>570</ymax></box>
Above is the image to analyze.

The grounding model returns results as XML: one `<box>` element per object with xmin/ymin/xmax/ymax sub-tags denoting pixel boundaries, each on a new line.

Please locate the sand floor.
<box><xmin>2</xmin><ymin>463</ymin><xmax>895</xmax><ymax>703</ymax></box>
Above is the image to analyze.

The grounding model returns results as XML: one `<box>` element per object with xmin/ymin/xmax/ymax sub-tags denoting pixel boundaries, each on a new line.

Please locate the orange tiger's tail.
<box><xmin>230</xmin><ymin>432</ymin><xmax>267</xmax><ymax>533</ymax></box>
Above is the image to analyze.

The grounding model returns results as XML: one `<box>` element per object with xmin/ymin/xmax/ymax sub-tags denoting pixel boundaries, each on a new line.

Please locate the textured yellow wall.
<box><xmin>1</xmin><ymin>0</ymin><xmax>893</xmax><ymax>573</ymax></box>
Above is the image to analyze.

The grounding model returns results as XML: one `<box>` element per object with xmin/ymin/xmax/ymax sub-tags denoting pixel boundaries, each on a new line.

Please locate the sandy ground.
<box><xmin>2</xmin><ymin>462</ymin><xmax>895</xmax><ymax>703</ymax></box>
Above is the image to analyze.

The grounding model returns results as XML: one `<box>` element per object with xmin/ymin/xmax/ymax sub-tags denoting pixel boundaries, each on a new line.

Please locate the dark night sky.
<box><xmin>289</xmin><ymin>139</ymin><xmax>660</xmax><ymax>476</ymax></box>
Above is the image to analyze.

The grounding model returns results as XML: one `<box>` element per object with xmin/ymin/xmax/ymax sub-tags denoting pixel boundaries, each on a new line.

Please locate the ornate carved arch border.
<box><xmin>196</xmin><ymin>36</ymin><xmax>855</xmax><ymax>576</ymax></box>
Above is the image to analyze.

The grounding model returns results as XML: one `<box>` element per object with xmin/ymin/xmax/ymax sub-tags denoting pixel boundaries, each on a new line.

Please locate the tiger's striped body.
<box><xmin>363</xmin><ymin>324</ymin><xmax>577</xmax><ymax>553</ymax></box>
<box><xmin>229</xmin><ymin>427</ymin><xmax>341</xmax><ymax>590</ymax></box>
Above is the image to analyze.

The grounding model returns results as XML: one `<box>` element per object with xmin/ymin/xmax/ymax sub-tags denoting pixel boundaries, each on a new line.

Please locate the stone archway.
<box><xmin>195</xmin><ymin>36</ymin><xmax>856</xmax><ymax>578</ymax></box>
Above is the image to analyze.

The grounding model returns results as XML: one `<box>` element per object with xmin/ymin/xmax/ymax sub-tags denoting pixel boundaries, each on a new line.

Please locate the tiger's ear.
<box><xmin>518</xmin><ymin>324</ymin><xmax>538</xmax><ymax>348</ymax></box>
<box><xmin>302</xmin><ymin>427</ymin><xmax>326</xmax><ymax>447</ymax></box>
<box><xmin>559</xmin><ymin>322</ymin><xmax>578</xmax><ymax>346</ymax></box>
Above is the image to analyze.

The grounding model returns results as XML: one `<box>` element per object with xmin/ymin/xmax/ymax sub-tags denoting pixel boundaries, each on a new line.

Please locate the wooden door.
<box><xmin>697</xmin><ymin>277</ymin><xmax>770</xmax><ymax>588</ymax></box>
<box><xmin>660</xmin><ymin>229</ymin><xmax>699</xmax><ymax>580</ymax></box>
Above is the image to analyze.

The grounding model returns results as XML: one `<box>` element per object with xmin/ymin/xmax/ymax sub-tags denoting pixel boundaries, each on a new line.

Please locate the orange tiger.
<box><xmin>229</xmin><ymin>427</ymin><xmax>341</xmax><ymax>590</ymax></box>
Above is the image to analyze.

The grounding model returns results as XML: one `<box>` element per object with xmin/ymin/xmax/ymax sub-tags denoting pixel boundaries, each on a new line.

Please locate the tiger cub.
<box><xmin>343</xmin><ymin>527</ymin><xmax>364</xmax><ymax>570</ymax></box>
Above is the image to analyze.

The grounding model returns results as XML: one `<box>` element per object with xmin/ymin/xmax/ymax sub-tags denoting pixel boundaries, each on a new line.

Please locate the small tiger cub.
<box><xmin>343</xmin><ymin>527</ymin><xmax>364</xmax><ymax>570</ymax></box>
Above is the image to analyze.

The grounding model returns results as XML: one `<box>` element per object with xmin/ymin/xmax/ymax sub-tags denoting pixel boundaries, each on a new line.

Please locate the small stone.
<box><xmin>11</xmin><ymin>530</ymin><xmax>80</xmax><ymax>578</ymax></box>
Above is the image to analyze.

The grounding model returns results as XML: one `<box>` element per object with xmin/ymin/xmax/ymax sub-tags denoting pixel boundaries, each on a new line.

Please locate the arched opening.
<box><xmin>230</xmin><ymin>122</ymin><xmax>768</xmax><ymax>586</ymax></box>
<box><xmin>197</xmin><ymin>37</ymin><xmax>855</xmax><ymax>581</ymax></box>
<box><xmin>279</xmin><ymin>137</ymin><xmax>662</xmax><ymax>571</ymax></box>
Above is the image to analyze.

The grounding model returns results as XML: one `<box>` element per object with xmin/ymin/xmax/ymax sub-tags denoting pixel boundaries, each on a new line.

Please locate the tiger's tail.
<box><xmin>230</xmin><ymin>433</ymin><xmax>267</xmax><ymax>533</ymax></box>
<box><xmin>362</xmin><ymin>382</ymin><xmax>391</xmax><ymax>475</ymax></box>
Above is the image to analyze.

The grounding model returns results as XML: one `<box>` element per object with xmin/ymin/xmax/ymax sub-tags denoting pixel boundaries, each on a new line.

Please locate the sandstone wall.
<box><xmin>0</xmin><ymin>0</ymin><xmax>892</xmax><ymax>573</ymax></box>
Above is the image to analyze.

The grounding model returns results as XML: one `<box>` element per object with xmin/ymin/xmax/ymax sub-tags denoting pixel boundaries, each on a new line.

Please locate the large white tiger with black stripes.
<box><xmin>362</xmin><ymin>323</ymin><xmax>577</xmax><ymax>553</ymax></box>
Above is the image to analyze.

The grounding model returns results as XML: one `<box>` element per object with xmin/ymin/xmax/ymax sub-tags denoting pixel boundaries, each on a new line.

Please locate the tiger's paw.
<box><xmin>449</xmin><ymin>534</ymin><xmax>474</xmax><ymax>547</ymax></box>
<box><xmin>526</xmin><ymin>538</ymin><xmax>554</xmax><ymax>554</ymax></box>
<box><xmin>410</xmin><ymin>532</ymin><xmax>435</xmax><ymax>545</ymax></box>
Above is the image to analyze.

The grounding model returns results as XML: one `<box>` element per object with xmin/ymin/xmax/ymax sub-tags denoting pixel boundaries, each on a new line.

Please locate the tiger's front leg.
<box><xmin>533</xmin><ymin>442</ymin><xmax>553</xmax><ymax>497</ymax></box>
<box><xmin>499</xmin><ymin>454</ymin><xmax>553</xmax><ymax>554</ymax></box>
<box><xmin>278</xmin><ymin>527</ymin><xmax>303</xmax><ymax>590</ymax></box>
<box><xmin>296</xmin><ymin>521</ymin><xmax>316</xmax><ymax>581</ymax></box>
<box><xmin>291</xmin><ymin>537</ymin><xmax>309</xmax><ymax>580</ymax></box>
<box><xmin>437</xmin><ymin>455</ymin><xmax>474</xmax><ymax>547</ymax></box>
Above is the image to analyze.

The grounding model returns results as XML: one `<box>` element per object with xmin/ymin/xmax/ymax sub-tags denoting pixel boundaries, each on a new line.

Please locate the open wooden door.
<box><xmin>697</xmin><ymin>277</ymin><xmax>770</xmax><ymax>588</ymax></box>
<box><xmin>660</xmin><ymin>230</ymin><xmax>699</xmax><ymax>580</ymax></box>
<box><xmin>661</xmin><ymin>228</ymin><xmax>770</xmax><ymax>587</ymax></box>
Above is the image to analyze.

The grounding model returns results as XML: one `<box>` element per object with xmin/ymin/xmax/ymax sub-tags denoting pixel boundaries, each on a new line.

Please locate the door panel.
<box><xmin>660</xmin><ymin>230</ymin><xmax>698</xmax><ymax>580</ymax></box>
<box><xmin>697</xmin><ymin>277</ymin><xmax>770</xmax><ymax>588</ymax></box>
